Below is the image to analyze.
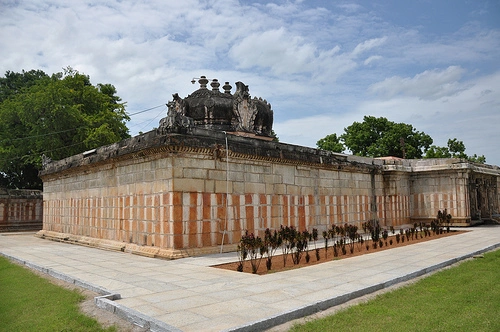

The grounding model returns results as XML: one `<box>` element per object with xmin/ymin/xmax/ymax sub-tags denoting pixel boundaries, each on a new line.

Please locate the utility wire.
<box><xmin>0</xmin><ymin>103</ymin><xmax>167</xmax><ymax>144</ymax></box>
<box><xmin>126</xmin><ymin>104</ymin><xmax>165</xmax><ymax>116</ymax></box>
<box><xmin>0</xmin><ymin>141</ymin><xmax>85</xmax><ymax>163</ymax></box>
<box><xmin>132</xmin><ymin>106</ymin><xmax>167</xmax><ymax>133</ymax></box>
<box><xmin>11</xmin><ymin>127</ymin><xmax>80</xmax><ymax>141</ymax></box>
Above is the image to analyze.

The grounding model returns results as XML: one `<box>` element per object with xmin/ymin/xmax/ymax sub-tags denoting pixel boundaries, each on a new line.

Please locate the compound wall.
<box><xmin>0</xmin><ymin>188</ymin><xmax>43</xmax><ymax>232</ymax></box>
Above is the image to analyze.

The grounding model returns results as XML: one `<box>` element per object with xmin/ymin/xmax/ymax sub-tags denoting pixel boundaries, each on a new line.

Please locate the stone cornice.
<box><xmin>40</xmin><ymin>127</ymin><xmax>383</xmax><ymax>178</ymax></box>
<box><xmin>40</xmin><ymin>126</ymin><xmax>497</xmax><ymax>179</ymax></box>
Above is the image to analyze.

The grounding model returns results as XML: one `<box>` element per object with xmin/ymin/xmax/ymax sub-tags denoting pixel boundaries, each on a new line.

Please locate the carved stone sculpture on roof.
<box><xmin>161</xmin><ymin>76</ymin><xmax>274</xmax><ymax>139</ymax></box>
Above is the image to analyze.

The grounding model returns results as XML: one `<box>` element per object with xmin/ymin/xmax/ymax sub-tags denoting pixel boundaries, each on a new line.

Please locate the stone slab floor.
<box><xmin>1</xmin><ymin>226</ymin><xmax>499</xmax><ymax>332</ymax></box>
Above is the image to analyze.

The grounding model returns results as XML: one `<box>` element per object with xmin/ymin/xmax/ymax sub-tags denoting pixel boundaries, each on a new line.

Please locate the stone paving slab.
<box><xmin>1</xmin><ymin>226</ymin><xmax>499</xmax><ymax>332</ymax></box>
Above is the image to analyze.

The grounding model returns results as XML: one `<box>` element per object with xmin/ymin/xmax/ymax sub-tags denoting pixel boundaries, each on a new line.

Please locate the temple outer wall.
<box><xmin>40</xmin><ymin>145</ymin><xmax>386</xmax><ymax>257</ymax></box>
<box><xmin>0</xmin><ymin>188</ymin><xmax>43</xmax><ymax>232</ymax></box>
<box><xmin>38</xmin><ymin>129</ymin><xmax>500</xmax><ymax>258</ymax></box>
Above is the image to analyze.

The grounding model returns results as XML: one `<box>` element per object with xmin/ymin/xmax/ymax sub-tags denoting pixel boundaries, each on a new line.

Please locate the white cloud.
<box><xmin>359</xmin><ymin>70</ymin><xmax>500</xmax><ymax>162</ymax></box>
<box><xmin>351</xmin><ymin>36</ymin><xmax>388</xmax><ymax>57</ymax></box>
<box><xmin>276</xmin><ymin>70</ymin><xmax>500</xmax><ymax>164</ymax></box>
<box><xmin>368</xmin><ymin>66</ymin><xmax>467</xmax><ymax>100</ymax></box>
<box><xmin>229</xmin><ymin>28</ymin><xmax>316</xmax><ymax>75</ymax></box>
<box><xmin>336</xmin><ymin>3</ymin><xmax>363</xmax><ymax>13</ymax></box>
<box><xmin>364</xmin><ymin>55</ymin><xmax>383</xmax><ymax>66</ymax></box>
<box><xmin>1</xmin><ymin>0</ymin><xmax>499</xmax><ymax>166</ymax></box>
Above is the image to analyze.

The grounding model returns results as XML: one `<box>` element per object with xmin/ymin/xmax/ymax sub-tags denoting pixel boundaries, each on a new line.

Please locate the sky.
<box><xmin>1</xmin><ymin>0</ymin><xmax>499</xmax><ymax>165</ymax></box>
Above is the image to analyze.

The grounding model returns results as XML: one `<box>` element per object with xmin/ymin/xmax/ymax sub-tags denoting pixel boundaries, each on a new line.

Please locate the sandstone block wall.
<box><xmin>0</xmin><ymin>189</ymin><xmax>43</xmax><ymax>231</ymax></box>
<box><xmin>381</xmin><ymin>171</ymin><xmax>411</xmax><ymax>226</ymax></box>
<box><xmin>410</xmin><ymin>170</ymin><xmax>470</xmax><ymax>224</ymax></box>
<box><xmin>38</xmin><ymin>129</ymin><xmax>500</xmax><ymax>257</ymax></box>
<box><xmin>41</xmin><ymin>146</ymin><xmax>386</xmax><ymax>254</ymax></box>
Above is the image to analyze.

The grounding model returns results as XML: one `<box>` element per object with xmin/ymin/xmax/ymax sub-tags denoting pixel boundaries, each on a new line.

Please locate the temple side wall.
<box><xmin>42</xmin><ymin>156</ymin><xmax>175</xmax><ymax>248</ymax></box>
<box><xmin>41</xmin><ymin>147</ymin><xmax>393</xmax><ymax>255</ymax></box>
<box><xmin>381</xmin><ymin>171</ymin><xmax>412</xmax><ymax>227</ymax></box>
<box><xmin>38</xmin><ymin>131</ymin><xmax>500</xmax><ymax>258</ymax></box>
<box><xmin>409</xmin><ymin>169</ymin><xmax>470</xmax><ymax>225</ymax></box>
<box><xmin>0</xmin><ymin>189</ymin><xmax>43</xmax><ymax>232</ymax></box>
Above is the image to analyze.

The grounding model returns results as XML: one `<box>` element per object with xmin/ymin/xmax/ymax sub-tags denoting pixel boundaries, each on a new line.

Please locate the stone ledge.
<box><xmin>35</xmin><ymin>230</ymin><xmax>239</xmax><ymax>259</ymax></box>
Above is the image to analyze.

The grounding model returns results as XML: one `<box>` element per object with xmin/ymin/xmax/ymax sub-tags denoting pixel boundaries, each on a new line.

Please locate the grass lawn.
<box><xmin>0</xmin><ymin>255</ymin><xmax>115</xmax><ymax>332</ymax></box>
<box><xmin>290</xmin><ymin>248</ymin><xmax>500</xmax><ymax>332</ymax></box>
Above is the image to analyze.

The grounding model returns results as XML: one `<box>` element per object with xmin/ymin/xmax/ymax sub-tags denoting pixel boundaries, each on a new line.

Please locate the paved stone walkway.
<box><xmin>1</xmin><ymin>226</ymin><xmax>499</xmax><ymax>332</ymax></box>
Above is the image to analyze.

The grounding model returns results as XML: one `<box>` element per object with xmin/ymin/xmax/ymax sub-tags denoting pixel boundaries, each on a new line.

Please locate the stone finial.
<box><xmin>223</xmin><ymin>82</ymin><xmax>232</xmax><ymax>94</ymax></box>
<box><xmin>211</xmin><ymin>79</ymin><xmax>220</xmax><ymax>91</ymax></box>
<box><xmin>198</xmin><ymin>76</ymin><xmax>208</xmax><ymax>89</ymax></box>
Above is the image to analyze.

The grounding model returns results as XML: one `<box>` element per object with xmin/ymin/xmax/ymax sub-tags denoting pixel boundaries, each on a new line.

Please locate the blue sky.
<box><xmin>1</xmin><ymin>0</ymin><xmax>499</xmax><ymax>165</ymax></box>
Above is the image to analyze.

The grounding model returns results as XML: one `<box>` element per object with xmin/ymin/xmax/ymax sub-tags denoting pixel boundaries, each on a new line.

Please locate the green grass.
<box><xmin>290</xmin><ymin>249</ymin><xmax>500</xmax><ymax>332</ymax></box>
<box><xmin>0</xmin><ymin>256</ymin><xmax>116</xmax><ymax>332</ymax></box>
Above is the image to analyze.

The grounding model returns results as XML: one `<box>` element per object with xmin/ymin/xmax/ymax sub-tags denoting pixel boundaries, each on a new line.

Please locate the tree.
<box><xmin>425</xmin><ymin>145</ymin><xmax>451</xmax><ymax>158</ymax></box>
<box><xmin>316</xmin><ymin>133</ymin><xmax>344</xmax><ymax>153</ymax></box>
<box><xmin>425</xmin><ymin>139</ymin><xmax>486</xmax><ymax>163</ymax></box>
<box><xmin>0</xmin><ymin>68</ymin><xmax>130</xmax><ymax>189</ymax></box>
<box><xmin>340</xmin><ymin>116</ymin><xmax>432</xmax><ymax>159</ymax></box>
<box><xmin>270</xmin><ymin>129</ymin><xmax>279</xmax><ymax>142</ymax></box>
<box><xmin>0</xmin><ymin>69</ymin><xmax>49</xmax><ymax>102</ymax></box>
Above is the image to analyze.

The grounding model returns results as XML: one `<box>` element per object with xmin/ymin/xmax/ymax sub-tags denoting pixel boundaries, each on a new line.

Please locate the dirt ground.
<box><xmin>214</xmin><ymin>230</ymin><xmax>464</xmax><ymax>275</ymax></box>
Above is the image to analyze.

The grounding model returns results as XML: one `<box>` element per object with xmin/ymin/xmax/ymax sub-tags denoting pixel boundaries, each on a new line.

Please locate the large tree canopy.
<box><xmin>316</xmin><ymin>116</ymin><xmax>433</xmax><ymax>159</ymax></box>
<box><xmin>425</xmin><ymin>138</ymin><xmax>486</xmax><ymax>163</ymax></box>
<box><xmin>317</xmin><ymin>116</ymin><xmax>485</xmax><ymax>163</ymax></box>
<box><xmin>316</xmin><ymin>133</ymin><xmax>344</xmax><ymax>153</ymax></box>
<box><xmin>341</xmin><ymin>116</ymin><xmax>433</xmax><ymax>159</ymax></box>
<box><xmin>0</xmin><ymin>68</ymin><xmax>130</xmax><ymax>189</ymax></box>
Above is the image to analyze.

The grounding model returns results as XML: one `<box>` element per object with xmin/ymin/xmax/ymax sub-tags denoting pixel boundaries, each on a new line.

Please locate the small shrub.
<box><xmin>236</xmin><ymin>243</ymin><xmax>247</xmax><ymax>272</ymax></box>
<box><xmin>264</xmin><ymin>228</ymin><xmax>281</xmax><ymax>271</ymax></box>
<box><xmin>291</xmin><ymin>230</ymin><xmax>309</xmax><ymax>265</ymax></box>
<box><xmin>280</xmin><ymin>225</ymin><xmax>295</xmax><ymax>267</ymax></box>
<box><xmin>345</xmin><ymin>223</ymin><xmax>359</xmax><ymax>254</ymax></box>
<box><xmin>312</xmin><ymin>228</ymin><xmax>320</xmax><ymax>261</ymax></box>
<box><xmin>364</xmin><ymin>219</ymin><xmax>381</xmax><ymax>243</ymax></box>
<box><xmin>240</xmin><ymin>231</ymin><xmax>265</xmax><ymax>274</ymax></box>
<box><xmin>357</xmin><ymin>236</ymin><xmax>364</xmax><ymax>252</ymax></box>
<box><xmin>323</xmin><ymin>230</ymin><xmax>329</xmax><ymax>260</ymax></box>
<box><xmin>340</xmin><ymin>239</ymin><xmax>347</xmax><ymax>255</ymax></box>
<box><xmin>382</xmin><ymin>229</ymin><xmax>389</xmax><ymax>246</ymax></box>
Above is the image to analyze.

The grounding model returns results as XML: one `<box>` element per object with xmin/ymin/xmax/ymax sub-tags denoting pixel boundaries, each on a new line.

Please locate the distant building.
<box><xmin>0</xmin><ymin>188</ymin><xmax>42</xmax><ymax>232</ymax></box>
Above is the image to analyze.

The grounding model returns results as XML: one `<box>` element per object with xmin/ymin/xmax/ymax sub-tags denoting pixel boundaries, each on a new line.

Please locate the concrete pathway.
<box><xmin>1</xmin><ymin>226</ymin><xmax>499</xmax><ymax>332</ymax></box>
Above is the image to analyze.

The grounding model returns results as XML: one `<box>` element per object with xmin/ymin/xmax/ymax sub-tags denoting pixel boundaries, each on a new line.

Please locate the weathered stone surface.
<box><xmin>0</xmin><ymin>188</ymin><xmax>43</xmax><ymax>232</ymax></box>
<box><xmin>159</xmin><ymin>78</ymin><xmax>274</xmax><ymax>138</ymax></box>
<box><xmin>37</xmin><ymin>80</ymin><xmax>500</xmax><ymax>257</ymax></box>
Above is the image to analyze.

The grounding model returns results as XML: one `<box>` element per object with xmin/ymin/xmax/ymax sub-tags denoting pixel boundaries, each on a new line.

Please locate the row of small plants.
<box><xmin>236</xmin><ymin>209</ymin><xmax>453</xmax><ymax>274</ymax></box>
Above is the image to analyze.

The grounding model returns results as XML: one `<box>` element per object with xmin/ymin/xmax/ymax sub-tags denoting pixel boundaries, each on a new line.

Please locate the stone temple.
<box><xmin>37</xmin><ymin>77</ymin><xmax>500</xmax><ymax>259</ymax></box>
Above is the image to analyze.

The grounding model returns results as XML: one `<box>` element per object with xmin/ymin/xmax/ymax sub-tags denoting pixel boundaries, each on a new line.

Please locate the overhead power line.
<box><xmin>126</xmin><ymin>104</ymin><xmax>165</xmax><ymax>116</ymax></box>
<box><xmin>0</xmin><ymin>103</ymin><xmax>167</xmax><ymax>144</ymax></box>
